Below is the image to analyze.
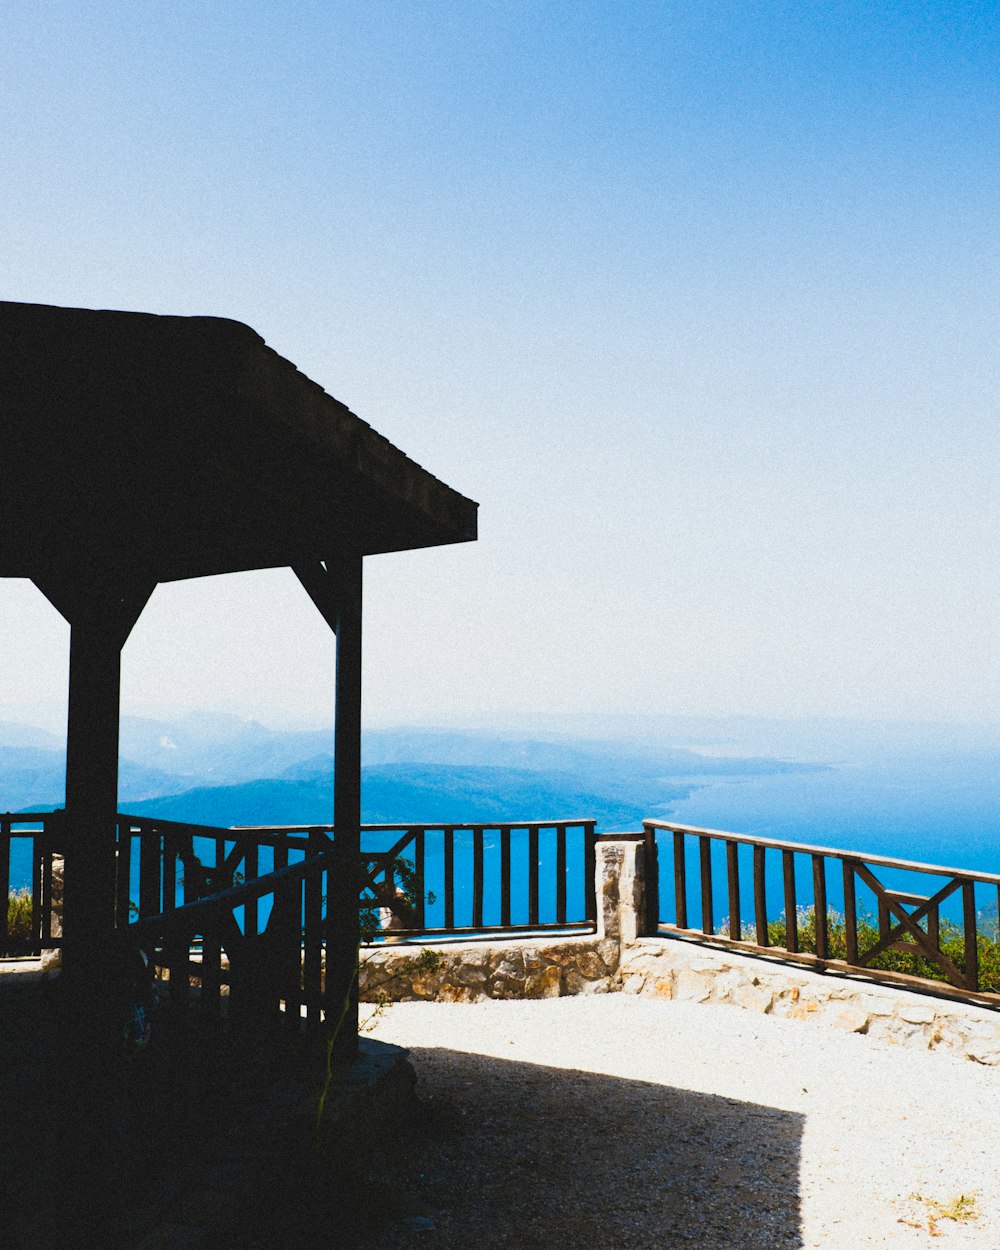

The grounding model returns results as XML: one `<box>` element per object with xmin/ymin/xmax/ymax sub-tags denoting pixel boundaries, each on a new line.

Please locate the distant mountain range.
<box><xmin>124</xmin><ymin>764</ymin><xmax>659</xmax><ymax>831</ymax></box>
<box><xmin>0</xmin><ymin>712</ymin><xmax>829</xmax><ymax>832</ymax></box>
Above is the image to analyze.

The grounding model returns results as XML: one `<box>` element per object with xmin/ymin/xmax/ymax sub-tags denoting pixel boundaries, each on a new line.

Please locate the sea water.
<box><xmin>653</xmin><ymin>755</ymin><xmax>1000</xmax><ymax>931</ymax></box>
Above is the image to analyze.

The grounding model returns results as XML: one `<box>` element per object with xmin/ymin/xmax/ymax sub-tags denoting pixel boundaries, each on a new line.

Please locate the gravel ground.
<box><xmin>363</xmin><ymin>996</ymin><xmax>1000</xmax><ymax>1250</ymax></box>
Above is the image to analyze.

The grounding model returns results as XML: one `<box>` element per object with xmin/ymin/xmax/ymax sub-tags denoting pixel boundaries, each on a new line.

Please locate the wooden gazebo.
<box><xmin>0</xmin><ymin>300</ymin><xmax>477</xmax><ymax>1178</ymax></box>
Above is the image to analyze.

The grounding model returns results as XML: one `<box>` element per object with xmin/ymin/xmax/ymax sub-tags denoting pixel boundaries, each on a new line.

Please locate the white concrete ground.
<box><xmin>367</xmin><ymin>996</ymin><xmax>1000</xmax><ymax>1249</ymax></box>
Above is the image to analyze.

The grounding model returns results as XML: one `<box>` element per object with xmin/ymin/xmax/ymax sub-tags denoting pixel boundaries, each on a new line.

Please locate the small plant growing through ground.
<box><xmin>899</xmin><ymin>1191</ymin><xmax>979</xmax><ymax>1236</ymax></box>
<box><xmin>402</xmin><ymin>947</ymin><xmax>442</xmax><ymax>977</ymax></box>
<box><xmin>314</xmin><ymin>861</ymin><xmax>435</xmax><ymax>1138</ymax></box>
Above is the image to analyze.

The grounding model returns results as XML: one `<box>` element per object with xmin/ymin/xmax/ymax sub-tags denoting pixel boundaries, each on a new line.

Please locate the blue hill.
<box><xmin>122</xmin><ymin>764</ymin><xmax>682</xmax><ymax>832</ymax></box>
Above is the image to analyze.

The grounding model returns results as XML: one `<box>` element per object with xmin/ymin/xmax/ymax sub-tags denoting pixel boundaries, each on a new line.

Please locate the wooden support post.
<box><xmin>332</xmin><ymin>553</ymin><xmax>362</xmax><ymax>1054</ymax></box>
<box><xmin>32</xmin><ymin>573</ymin><xmax>153</xmax><ymax>1223</ymax></box>
<box><xmin>63</xmin><ymin>613</ymin><xmax>126</xmax><ymax>980</ymax></box>
<box><xmin>33</xmin><ymin>578</ymin><xmax>153</xmax><ymax>984</ymax></box>
<box><xmin>294</xmin><ymin>553</ymin><xmax>363</xmax><ymax>1057</ymax></box>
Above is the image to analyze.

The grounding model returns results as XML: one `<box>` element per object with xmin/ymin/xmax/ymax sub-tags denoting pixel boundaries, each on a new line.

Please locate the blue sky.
<box><xmin>2</xmin><ymin>2</ymin><xmax>999</xmax><ymax>732</ymax></box>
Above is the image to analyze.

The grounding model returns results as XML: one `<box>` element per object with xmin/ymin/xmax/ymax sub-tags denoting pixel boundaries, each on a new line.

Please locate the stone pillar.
<box><xmin>595</xmin><ymin>834</ymin><xmax>649</xmax><ymax>948</ymax></box>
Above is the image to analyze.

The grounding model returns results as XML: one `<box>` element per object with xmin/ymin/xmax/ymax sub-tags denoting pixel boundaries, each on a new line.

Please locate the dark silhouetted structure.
<box><xmin>0</xmin><ymin>300</ymin><xmax>477</xmax><ymax>1213</ymax></box>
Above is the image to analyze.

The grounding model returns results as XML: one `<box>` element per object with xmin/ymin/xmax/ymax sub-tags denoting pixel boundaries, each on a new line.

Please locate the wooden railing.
<box><xmin>1</xmin><ymin>813</ymin><xmax>597</xmax><ymax>958</ymax></box>
<box><xmin>115</xmin><ymin>815</ymin><xmax>596</xmax><ymax>1035</ymax></box>
<box><xmin>115</xmin><ymin>815</ymin><xmax>596</xmax><ymax>1034</ymax></box>
<box><xmin>644</xmin><ymin>819</ymin><xmax>1000</xmax><ymax>1006</ymax></box>
<box><xmin>127</xmin><ymin>845</ymin><xmax>334</xmax><ymax>1033</ymax></box>
<box><xmin>117</xmin><ymin>816</ymin><xmax>598</xmax><ymax>938</ymax></box>
<box><xmin>346</xmin><ymin>819</ymin><xmax>598</xmax><ymax>937</ymax></box>
<box><xmin>0</xmin><ymin>811</ymin><xmax>61</xmax><ymax>956</ymax></box>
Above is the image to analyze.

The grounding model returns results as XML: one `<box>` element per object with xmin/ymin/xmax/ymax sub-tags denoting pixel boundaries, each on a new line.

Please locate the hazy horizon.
<box><xmin>7</xmin><ymin>704</ymin><xmax>1000</xmax><ymax>765</ymax></box>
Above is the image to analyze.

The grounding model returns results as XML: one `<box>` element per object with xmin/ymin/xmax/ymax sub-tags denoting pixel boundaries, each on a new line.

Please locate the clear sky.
<box><xmin>2</xmin><ymin>2</ymin><xmax>999</xmax><ymax>733</ymax></box>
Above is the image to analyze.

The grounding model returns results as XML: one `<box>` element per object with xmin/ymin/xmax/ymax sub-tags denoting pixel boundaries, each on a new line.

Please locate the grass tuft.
<box><xmin>6</xmin><ymin>889</ymin><xmax>33</xmax><ymax>942</ymax></box>
<box><xmin>901</xmin><ymin>1190</ymin><xmax>979</xmax><ymax>1236</ymax></box>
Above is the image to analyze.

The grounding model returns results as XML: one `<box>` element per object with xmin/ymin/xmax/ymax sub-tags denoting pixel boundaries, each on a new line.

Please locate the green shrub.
<box><xmin>359</xmin><ymin>856</ymin><xmax>434</xmax><ymax>940</ymax></box>
<box><xmin>6</xmin><ymin>888</ymin><xmax>34</xmax><ymax>943</ymax></box>
<box><xmin>734</xmin><ymin>904</ymin><xmax>1000</xmax><ymax>994</ymax></box>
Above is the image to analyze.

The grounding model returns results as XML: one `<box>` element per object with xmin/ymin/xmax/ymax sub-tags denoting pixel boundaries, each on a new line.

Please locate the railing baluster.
<box><xmin>140</xmin><ymin>823</ymin><xmax>160</xmax><ymax>918</ymax></box>
<box><xmin>927</xmin><ymin>897</ymin><xmax>940</xmax><ymax>949</ymax></box>
<box><xmin>877</xmin><ymin>892</ymin><xmax>890</xmax><ymax>946</ymax></box>
<box><xmin>0</xmin><ymin>818</ymin><xmax>10</xmax><ymax>949</ymax></box>
<box><xmin>285</xmin><ymin>879</ymin><xmax>304</xmax><ymax>1034</ymax></box>
<box><xmin>725</xmin><ymin>840</ymin><xmax>740</xmax><ymax>940</ymax></box>
<box><xmin>414</xmin><ymin>828</ymin><xmax>426</xmax><ymax>931</ymax></box>
<box><xmin>165</xmin><ymin>829</ymin><xmax>179</xmax><ymax>911</ymax></box>
<box><xmin>843</xmin><ymin>859</ymin><xmax>858</xmax><ymax>966</ymax></box>
<box><xmin>244</xmin><ymin>839</ymin><xmax>259</xmax><ymax>937</ymax></box>
<box><xmin>584</xmin><ymin>822</ymin><xmax>597</xmax><ymax>925</ymax></box>
<box><xmin>499</xmin><ymin>825</ymin><xmax>510</xmax><ymax>927</ymax></box>
<box><xmin>963</xmin><ymin>880</ymin><xmax>979</xmax><ymax>991</ymax></box>
<box><xmin>169</xmin><ymin>941</ymin><xmax>191</xmax><ymax>1019</ymax></box>
<box><xmin>116</xmin><ymin>818</ymin><xmax>127</xmax><ymax>921</ymax></box>
<box><xmin>40</xmin><ymin>828</ymin><xmax>53</xmax><ymax>946</ymax></box>
<box><xmin>115</xmin><ymin>818</ymin><xmax>131</xmax><ymax>929</ymax></box>
<box><xmin>753</xmin><ymin>844</ymin><xmax>767</xmax><ymax>946</ymax></box>
<box><xmin>304</xmin><ymin>836</ymin><xmax>322</xmax><ymax>1026</ymax></box>
<box><xmin>699</xmin><ymin>835</ymin><xmax>713</xmax><ymax>935</ymax></box>
<box><xmin>159</xmin><ymin>829</ymin><xmax>187</xmax><ymax>1019</ymax></box>
<box><xmin>445</xmin><ymin>825</ymin><xmax>457</xmax><ymax>935</ymax></box>
<box><xmin>556</xmin><ymin>824</ymin><xmax>567</xmax><ymax>926</ymax></box>
<box><xmin>782</xmin><ymin>850</ymin><xmax>798</xmax><ymax>952</ymax></box>
<box><xmin>643</xmin><ymin>824</ymin><xmax>660</xmax><ymax>932</ymax></box>
<box><xmin>30</xmin><ymin>831</ymin><xmax>43</xmax><ymax>954</ymax></box>
<box><xmin>322</xmin><ymin>856</ymin><xmax>333</xmax><ymax>1015</ymax></box>
<box><xmin>201</xmin><ymin>921</ymin><xmax>221</xmax><ymax>1021</ymax></box>
<box><xmin>674</xmin><ymin>830</ymin><xmax>688</xmax><ymax>929</ymax></box>
<box><xmin>812</xmin><ymin>854</ymin><xmax>828</xmax><ymax>960</ymax></box>
<box><xmin>473</xmin><ymin>826</ymin><xmax>484</xmax><ymax>928</ymax></box>
<box><xmin>528</xmin><ymin>825</ymin><xmax>540</xmax><ymax>926</ymax></box>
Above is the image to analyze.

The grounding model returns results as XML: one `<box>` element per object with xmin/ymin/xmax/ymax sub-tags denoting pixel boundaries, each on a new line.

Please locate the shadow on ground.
<box><xmin>1</xmin><ymin>984</ymin><xmax>804</xmax><ymax>1250</ymax></box>
<box><xmin>353</xmin><ymin>1046</ymin><xmax>805</xmax><ymax>1250</ymax></box>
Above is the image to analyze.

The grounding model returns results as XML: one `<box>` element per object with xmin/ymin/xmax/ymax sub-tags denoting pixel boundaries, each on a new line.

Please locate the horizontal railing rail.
<box><xmin>644</xmin><ymin>818</ymin><xmax>1000</xmax><ymax>1006</ymax></box>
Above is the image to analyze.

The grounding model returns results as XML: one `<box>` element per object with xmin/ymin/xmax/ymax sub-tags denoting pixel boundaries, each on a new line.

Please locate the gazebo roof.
<box><xmin>0</xmin><ymin>301</ymin><xmax>477</xmax><ymax>585</ymax></box>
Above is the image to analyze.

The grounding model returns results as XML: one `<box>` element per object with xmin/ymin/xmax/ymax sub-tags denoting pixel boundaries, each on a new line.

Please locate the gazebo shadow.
<box><xmin>0</xmin><ymin>989</ymin><xmax>806</xmax><ymax>1249</ymax></box>
<box><xmin>361</xmin><ymin>1047</ymin><xmax>805</xmax><ymax>1250</ymax></box>
<box><xmin>208</xmin><ymin>1044</ymin><xmax>805</xmax><ymax>1250</ymax></box>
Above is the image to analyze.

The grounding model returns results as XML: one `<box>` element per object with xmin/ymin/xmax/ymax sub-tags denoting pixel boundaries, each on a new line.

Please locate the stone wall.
<box><xmin>359</xmin><ymin>833</ymin><xmax>1000</xmax><ymax>1066</ymax></box>
<box><xmin>620</xmin><ymin>938</ymin><xmax>1000</xmax><ymax>1065</ymax></box>
<box><xmin>360</xmin><ymin>836</ymin><xmax>643</xmax><ymax>1004</ymax></box>
<box><xmin>360</xmin><ymin>934</ymin><xmax>619</xmax><ymax>1003</ymax></box>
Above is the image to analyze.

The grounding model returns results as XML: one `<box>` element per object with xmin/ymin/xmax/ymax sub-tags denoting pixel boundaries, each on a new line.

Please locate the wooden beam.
<box><xmin>292</xmin><ymin>557</ymin><xmax>348</xmax><ymax>631</ymax></box>
<box><xmin>34</xmin><ymin>574</ymin><xmax>154</xmax><ymax>649</ymax></box>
